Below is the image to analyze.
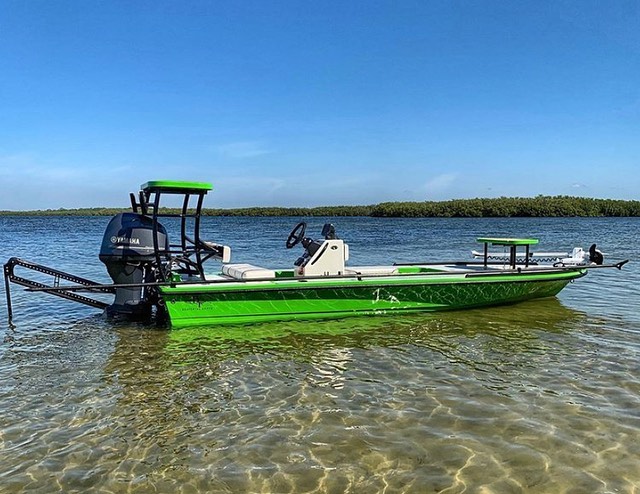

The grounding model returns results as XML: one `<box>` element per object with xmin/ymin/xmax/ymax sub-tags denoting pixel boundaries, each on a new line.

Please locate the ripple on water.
<box><xmin>0</xmin><ymin>307</ymin><xmax>638</xmax><ymax>492</ymax></box>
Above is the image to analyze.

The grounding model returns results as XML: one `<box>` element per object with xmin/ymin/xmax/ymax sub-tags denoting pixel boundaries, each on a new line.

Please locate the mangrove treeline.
<box><xmin>2</xmin><ymin>196</ymin><xmax>640</xmax><ymax>218</ymax></box>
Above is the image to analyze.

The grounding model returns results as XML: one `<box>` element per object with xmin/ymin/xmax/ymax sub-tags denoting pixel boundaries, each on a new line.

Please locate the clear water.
<box><xmin>1</xmin><ymin>216</ymin><xmax>639</xmax><ymax>493</ymax></box>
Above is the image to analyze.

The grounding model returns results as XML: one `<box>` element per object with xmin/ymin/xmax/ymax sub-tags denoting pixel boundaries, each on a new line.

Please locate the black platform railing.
<box><xmin>131</xmin><ymin>187</ymin><xmax>210</xmax><ymax>280</ymax></box>
<box><xmin>4</xmin><ymin>257</ymin><xmax>113</xmax><ymax>323</ymax></box>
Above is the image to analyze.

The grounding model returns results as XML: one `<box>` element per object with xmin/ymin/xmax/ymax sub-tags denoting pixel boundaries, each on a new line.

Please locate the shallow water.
<box><xmin>1</xmin><ymin>216</ymin><xmax>639</xmax><ymax>493</ymax></box>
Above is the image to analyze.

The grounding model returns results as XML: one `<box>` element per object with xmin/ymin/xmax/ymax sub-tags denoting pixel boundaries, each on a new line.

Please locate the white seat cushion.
<box><xmin>221</xmin><ymin>263</ymin><xmax>276</xmax><ymax>280</ymax></box>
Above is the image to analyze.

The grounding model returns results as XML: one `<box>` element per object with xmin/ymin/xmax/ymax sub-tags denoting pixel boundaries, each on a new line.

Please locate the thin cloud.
<box><xmin>424</xmin><ymin>173</ymin><xmax>458</xmax><ymax>193</ymax></box>
<box><xmin>0</xmin><ymin>152</ymin><xmax>39</xmax><ymax>175</ymax></box>
<box><xmin>216</xmin><ymin>141</ymin><xmax>272</xmax><ymax>159</ymax></box>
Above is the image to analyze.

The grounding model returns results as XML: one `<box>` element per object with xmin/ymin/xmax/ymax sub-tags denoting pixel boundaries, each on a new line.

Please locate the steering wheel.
<box><xmin>286</xmin><ymin>221</ymin><xmax>307</xmax><ymax>249</ymax></box>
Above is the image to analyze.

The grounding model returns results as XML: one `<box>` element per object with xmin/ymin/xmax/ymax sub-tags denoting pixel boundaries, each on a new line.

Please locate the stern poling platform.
<box><xmin>128</xmin><ymin>180</ymin><xmax>231</xmax><ymax>280</ymax></box>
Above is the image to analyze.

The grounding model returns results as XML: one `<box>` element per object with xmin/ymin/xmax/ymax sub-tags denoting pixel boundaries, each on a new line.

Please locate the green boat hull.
<box><xmin>159</xmin><ymin>269</ymin><xmax>586</xmax><ymax>328</ymax></box>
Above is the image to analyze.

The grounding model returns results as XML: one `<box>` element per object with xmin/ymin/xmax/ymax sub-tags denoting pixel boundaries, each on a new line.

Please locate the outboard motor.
<box><xmin>99</xmin><ymin>212</ymin><xmax>169</xmax><ymax>318</ymax></box>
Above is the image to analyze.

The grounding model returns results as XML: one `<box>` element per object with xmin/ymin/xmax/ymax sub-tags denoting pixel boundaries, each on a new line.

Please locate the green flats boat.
<box><xmin>159</xmin><ymin>266</ymin><xmax>585</xmax><ymax>328</ymax></box>
<box><xmin>4</xmin><ymin>181</ymin><xmax>628</xmax><ymax>328</ymax></box>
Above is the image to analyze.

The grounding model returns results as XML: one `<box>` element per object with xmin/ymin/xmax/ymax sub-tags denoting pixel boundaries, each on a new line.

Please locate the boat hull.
<box><xmin>159</xmin><ymin>269</ymin><xmax>586</xmax><ymax>328</ymax></box>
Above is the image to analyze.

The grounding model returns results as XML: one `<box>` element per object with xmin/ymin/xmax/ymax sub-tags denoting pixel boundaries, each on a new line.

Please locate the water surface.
<box><xmin>1</xmin><ymin>216</ymin><xmax>639</xmax><ymax>493</ymax></box>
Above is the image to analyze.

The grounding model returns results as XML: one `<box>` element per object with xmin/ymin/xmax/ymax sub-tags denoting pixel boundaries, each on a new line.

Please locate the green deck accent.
<box><xmin>396</xmin><ymin>266</ymin><xmax>441</xmax><ymax>274</ymax></box>
<box><xmin>141</xmin><ymin>180</ymin><xmax>213</xmax><ymax>193</ymax></box>
<box><xmin>159</xmin><ymin>268</ymin><xmax>586</xmax><ymax>328</ymax></box>
<box><xmin>477</xmin><ymin>237</ymin><xmax>539</xmax><ymax>246</ymax></box>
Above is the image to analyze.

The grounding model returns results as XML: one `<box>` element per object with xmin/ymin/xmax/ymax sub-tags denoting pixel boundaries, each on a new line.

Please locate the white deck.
<box><xmin>345</xmin><ymin>266</ymin><xmax>399</xmax><ymax>276</ymax></box>
<box><xmin>200</xmin><ymin>261</ymin><xmax>557</xmax><ymax>284</ymax></box>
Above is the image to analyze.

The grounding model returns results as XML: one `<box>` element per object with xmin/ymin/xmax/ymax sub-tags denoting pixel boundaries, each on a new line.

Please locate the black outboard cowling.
<box><xmin>99</xmin><ymin>212</ymin><xmax>169</xmax><ymax>317</ymax></box>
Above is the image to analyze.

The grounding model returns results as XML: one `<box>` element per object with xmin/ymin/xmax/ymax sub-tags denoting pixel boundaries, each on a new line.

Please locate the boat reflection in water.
<box><xmin>104</xmin><ymin>297</ymin><xmax>588</xmax><ymax>413</ymax></box>
<box><xmin>87</xmin><ymin>298</ymin><xmax>618</xmax><ymax>492</ymax></box>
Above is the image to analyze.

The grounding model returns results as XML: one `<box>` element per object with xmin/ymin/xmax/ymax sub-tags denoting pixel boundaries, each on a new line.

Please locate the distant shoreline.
<box><xmin>2</xmin><ymin>196</ymin><xmax>639</xmax><ymax>217</ymax></box>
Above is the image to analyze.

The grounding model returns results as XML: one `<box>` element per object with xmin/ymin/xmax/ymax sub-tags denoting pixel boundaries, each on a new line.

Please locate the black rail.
<box><xmin>4</xmin><ymin>257</ymin><xmax>113</xmax><ymax>323</ymax></box>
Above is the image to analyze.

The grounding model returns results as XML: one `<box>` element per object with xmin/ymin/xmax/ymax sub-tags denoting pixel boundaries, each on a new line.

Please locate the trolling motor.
<box><xmin>589</xmin><ymin>244</ymin><xmax>604</xmax><ymax>265</ymax></box>
<box><xmin>555</xmin><ymin>243</ymin><xmax>604</xmax><ymax>267</ymax></box>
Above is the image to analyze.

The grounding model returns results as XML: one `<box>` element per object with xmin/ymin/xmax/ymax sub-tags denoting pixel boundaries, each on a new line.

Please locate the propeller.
<box><xmin>589</xmin><ymin>244</ymin><xmax>604</xmax><ymax>265</ymax></box>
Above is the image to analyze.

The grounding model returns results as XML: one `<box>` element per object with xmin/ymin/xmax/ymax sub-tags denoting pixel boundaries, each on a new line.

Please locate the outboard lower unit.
<box><xmin>99</xmin><ymin>212</ymin><xmax>169</xmax><ymax>318</ymax></box>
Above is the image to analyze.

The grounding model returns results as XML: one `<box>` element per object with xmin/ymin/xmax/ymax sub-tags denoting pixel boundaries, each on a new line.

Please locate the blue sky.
<box><xmin>1</xmin><ymin>1</ymin><xmax>638</xmax><ymax>210</ymax></box>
